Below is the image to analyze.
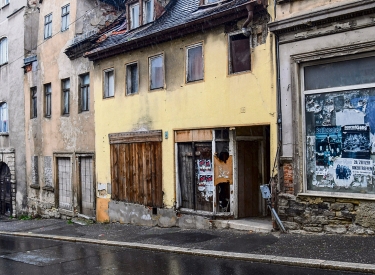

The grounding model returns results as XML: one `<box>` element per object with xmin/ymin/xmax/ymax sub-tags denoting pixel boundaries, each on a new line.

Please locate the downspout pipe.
<box><xmin>241</xmin><ymin>0</ymin><xmax>267</xmax><ymax>37</ymax></box>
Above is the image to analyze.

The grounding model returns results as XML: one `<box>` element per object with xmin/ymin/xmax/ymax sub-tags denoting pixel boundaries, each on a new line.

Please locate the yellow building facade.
<box><xmin>88</xmin><ymin>0</ymin><xmax>277</xmax><ymax>228</ymax></box>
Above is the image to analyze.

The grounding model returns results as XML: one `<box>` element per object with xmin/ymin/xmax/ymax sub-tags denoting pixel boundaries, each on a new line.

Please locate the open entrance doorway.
<box><xmin>0</xmin><ymin>162</ymin><xmax>11</xmax><ymax>216</ymax></box>
<box><xmin>236</xmin><ymin>126</ymin><xmax>270</xmax><ymax>218</ymax></box>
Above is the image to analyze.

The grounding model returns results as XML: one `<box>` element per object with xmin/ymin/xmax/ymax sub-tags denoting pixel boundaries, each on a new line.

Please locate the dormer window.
<box><xmin>144</xmin><ymin>0</ymin><xmax>154</xmax><ymax>24</ymax></box>
<box><xmin>130</xmin><ymin>3</ymin><xmax>140</xmax><ymax>29</ymax></box>
<box><xmin>199</xmin><ymin>0</ymin><xmax>220</xmax><ymax>6</ymax></box>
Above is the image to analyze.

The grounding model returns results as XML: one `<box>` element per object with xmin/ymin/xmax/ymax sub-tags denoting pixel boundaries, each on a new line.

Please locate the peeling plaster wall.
<box><xmin>93</xmin><ymin>7</ymin><xmax>278</xmax><ymax>226</ymax></box>
<box><xmin>275</xmin><ymin>0</ymin><xmax>354</xmax><ymax>21</ymax></box>
<box><xmin>24</xmin><ymin>0</ymin><xmax>122</xmax><ymax>218</ymax></box>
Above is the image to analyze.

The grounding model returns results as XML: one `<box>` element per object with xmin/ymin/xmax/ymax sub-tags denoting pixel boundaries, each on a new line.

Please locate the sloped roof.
<box><xmin>85</xmin><ymin>0</ymin><xmax>259</xmax><ymax>61</ymax></box>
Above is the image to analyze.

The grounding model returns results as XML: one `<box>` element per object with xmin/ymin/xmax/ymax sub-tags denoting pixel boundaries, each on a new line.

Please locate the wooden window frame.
<box><xmin>31</xmin><ymin>87</ymin><xmax>37</xmax><ymax>119</ymax></box>
<box><xmin>227</xmin><ymin>31</ymin><xmax>251</xmax><ymax>75</ymax></box>
<box><xmin>61</xmin><ymin>78</ymin><xmax>70</xmax><ymax>116</ymax></box>
<box><xmin>44</xmin><ymin>13</ymin><xmax>53</xmax><ymax>40</ymax></box>
<box><xmin>186</xmin><ymin>42</ymin><xmax>204</xmax><ymax>83</ymax></box>
<box><xmin>61</xmin><ymin>4</ymin><xmax>70</xmax><ymax>32</ymax></box>
<box><xmin>44</xmin><ymin>83</ymin><xmax>52</xmax><ymax>118</ymax></box>
<box><xmin>79</xmin><ymin>73</ymin><xmax>90</xmax><ymax>112</ymax></box>
<box><xmin>125</xmin><ymin>61</ymin><xmax>139</xmax><ymax>95</ymax></box>
<box><xmin>149</xmin><ymin>53</ymin><xmax>165</xmax><ymax>91</ymax></box>
<box><xmin>103</xmin><ymin>68</ymin><xmax>115</xmax><ymax>99</ymax></box>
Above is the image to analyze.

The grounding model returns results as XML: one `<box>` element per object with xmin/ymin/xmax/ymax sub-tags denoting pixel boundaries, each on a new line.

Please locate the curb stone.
<box><xmin>0</xmin><ymin>231</ymin><xmax>375</xmax><ymax>273</ymax></box>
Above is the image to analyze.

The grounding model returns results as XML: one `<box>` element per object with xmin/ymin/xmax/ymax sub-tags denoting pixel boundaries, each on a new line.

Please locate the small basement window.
<box><xmin>229</xmin><ymin>33</ymin><xmax>251</xmax><ymax>74</ymax></box>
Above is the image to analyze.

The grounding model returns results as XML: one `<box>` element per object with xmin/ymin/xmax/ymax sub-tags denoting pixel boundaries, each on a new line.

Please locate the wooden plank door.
<box><xmin>237</xmin><ymin>140</ymin><xmax>261</xmax><ymax>218</ymax></box>
<box><xmin>178</xmin><ymin>143</ymin><xmax>194</xmax><ymax>209</ymax></box>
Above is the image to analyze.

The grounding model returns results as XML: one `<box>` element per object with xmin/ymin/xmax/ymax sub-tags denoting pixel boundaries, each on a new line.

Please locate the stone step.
<box><xmin>213</xmin><ymin>218</ymin><xmax>273</xmax><ymax>233</ymax></box>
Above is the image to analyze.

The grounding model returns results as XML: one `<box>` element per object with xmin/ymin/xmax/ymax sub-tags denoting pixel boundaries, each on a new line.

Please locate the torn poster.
<box><xmin>341</xmin><ymin>124</ymin><xmax>371</xmax><ymax>159</ymax></box>
<box><xmin>213</xmin><ymin>155</ymin><xmax>233</xmax><ymax>185</ymax></box>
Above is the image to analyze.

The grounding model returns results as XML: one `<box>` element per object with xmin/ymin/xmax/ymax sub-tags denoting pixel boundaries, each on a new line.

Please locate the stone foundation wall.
<box><xmin>108</xmin><ymin>201</ymin><xmax>212</xmax><ymax>229</ymax></box>
<box><xmin>278</xmin><ymin>193</ymin><xmax>375</xmax><ymax>235</ymax></box>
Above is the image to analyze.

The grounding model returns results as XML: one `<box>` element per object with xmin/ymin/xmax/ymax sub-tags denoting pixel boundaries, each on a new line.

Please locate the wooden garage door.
<box><xmin>109</xmin><ymin>131</ymin><xmax>163</xmax><ymax>207</ymax></box>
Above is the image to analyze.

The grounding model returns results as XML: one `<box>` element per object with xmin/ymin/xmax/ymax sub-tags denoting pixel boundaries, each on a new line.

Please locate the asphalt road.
<box><xmin>0</xmin><ymin>235</ymin><xmax>370</xmax><ymax>275</ymax></box>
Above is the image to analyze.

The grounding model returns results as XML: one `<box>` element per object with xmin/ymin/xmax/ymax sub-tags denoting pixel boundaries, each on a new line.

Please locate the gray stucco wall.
<box><xmin>0</xmin><ymin>1</ymin><xmax>35</xmax><ymax>215</ymax></box>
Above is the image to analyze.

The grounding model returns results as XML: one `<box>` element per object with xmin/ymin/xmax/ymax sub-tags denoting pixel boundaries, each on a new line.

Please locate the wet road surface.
<box><xmin>0</xmin><ymin>235</ymin><xmax>369</xmax><ymax>275</ymax></box>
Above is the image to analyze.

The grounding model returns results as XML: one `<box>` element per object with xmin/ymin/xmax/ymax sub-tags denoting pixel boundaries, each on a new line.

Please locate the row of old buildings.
<box><xmin>1</xmin><ymin>0</ymin><xmax>375</xmax><ymax>234</ymax></box>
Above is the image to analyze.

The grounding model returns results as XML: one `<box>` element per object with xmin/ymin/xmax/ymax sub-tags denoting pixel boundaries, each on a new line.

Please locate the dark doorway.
<box><xmin>0</xmin><ymin>162</ymin><xmax>12</xmax><ymax>216</ymax></box>
<box><xmin>238</xmin><ymin>140</ymin><xmax>261</xmax><ymax>218</ymax></box>
<box><xmin>237</xmin><ymin>126</ymin><xmax>270</xmax><ymax>218</ymax></box>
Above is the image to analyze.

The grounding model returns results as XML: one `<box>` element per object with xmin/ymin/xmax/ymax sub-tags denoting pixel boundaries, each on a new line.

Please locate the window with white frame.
<box><xmin>1</xmin><ymin>0</ymin><xmax>9</xmax><ymax>7</ymax></box>
<box><xmin>61</xmin><ymin>4</ymin><xmax>70</xmax><ymax>32</ymax></box>
<box><xmin>130</xmin><ymin>3</ymin><xmax>140</xmax><ymax>29</ymax></box>
<box><xmin>0</xmin><ymin>102</ymin><xmax>8</xmax><ymax>133</ymax></box>
<box><xmin>79</xmin><ymin>73</ymin><xmax>90</xmax><ymax>112</ymax></box>
<box><xmin>61</xmin><ymin>78</ymin><xmax>70</xmax><ymax>115</ymax></box>
<box><xmin>149</xmin><ymin>55</ymin><xmax>164</xmax><ymax>90</ymax></box>
<box><xmin>104</xmin><ymin>69</ymin><xmax>114</xmax><ymax>98</ymax></box>
<box><xmin>0</xmin><ymin>37</ymin><xmax>8</xmax><ymax>65</ymax></box>
<box><xmin>44</xmin><ymin>13</ymin><xmax>52</xmax><ymax>39</ymax></box>
<box><xmin>186</xmin><ymin>43</ymin><xmax>203</xmax><ymax>82</ymax></box>
<box><xmin>228</xmin><ymin>32</ymin><xmax>250</xmax><ymax>74</ymax></box>
<box><xmin>126</xmin><ymin>62</ymin><xmax>139</xmax><ymax>95</ymax></box>
<box><xmin>44</xmin><ymin>83</ymin><xmax>52</xmax><ymax>117</ymax></box>
<box><xmin>303</xmin><ymin>55</ymin><xmax>375</xmax><ymax>195</ymax></box>
<box><xmin>143</xmin><ymin>0</ymin><xmax>153</xmax><ymax>24</ymax></box>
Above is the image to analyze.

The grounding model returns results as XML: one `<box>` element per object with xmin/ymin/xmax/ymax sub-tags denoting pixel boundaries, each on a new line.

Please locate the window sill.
<box><xmin>30</xmin><ymin>184</ymin><xmax>40</xmax><ymax>190</ymax></box>
<box><xmin>149</xmin><ymin>87</ymin><xmax>165</xmax><ymax>92</ymax></box>
<box><xmin>227</xmin><ymin>70</ymin><xmax>252</xmax><ymax>77</ymax></box>
<box><xmin>186</xmin><ymin>79</ymin><xmax>204</xmax><ymax>85</ymax></box>
<box><xmin>1</xmin><ymin>3</ymin><xmax>9</xmax><ymax>9</ymax></box>
<box><xmin>0</xmin><ymin>132</ymin><xmax>9</xmax><ymax>136</ymax></box>
<box><xmin>0</xmin><ymin>62</ymin><xmax>8</xmax><ymax>67</ymax></box>
<box><xmin>298</xmin><ymin>192</ymin><xmax>375</xmax><ymax>201</ymax></box>
<box><xmin>103</xmin><ymin>96</ymin><xmax>115</xmax><ymax>100</ymax></box>
<box><xmin>42</xmin><ymin>186</ymin><xmax>54</xmax><ymax>192</ymax></box>
<box><xmin>126</xmin><ymin>92</ymin><xmax>139</xmax><ymax>96</ymax></box>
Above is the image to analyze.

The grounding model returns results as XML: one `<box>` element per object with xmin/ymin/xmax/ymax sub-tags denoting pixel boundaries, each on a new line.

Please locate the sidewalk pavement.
<box><xmin>1</xmin><ymin>217</ymin><xmax>375</xmax><ymax>273</ymax></box>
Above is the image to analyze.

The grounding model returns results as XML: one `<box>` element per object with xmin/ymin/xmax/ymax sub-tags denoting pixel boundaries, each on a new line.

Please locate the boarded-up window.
<box><xmin>79</xmin><ymin>156</ymin><xmax>94</xmax><ymax>216</ymax></box>
<box><xmin>109</xmin><ymin>131</ymin><xmax>163</xmax><ymax>207</ymax></box>
<box><xmin>57</xmin><ymin>157</ymin><xmax>72</xmax><ymax>210</ymax></box>
<box><xmin>187</xmin><ymin>44</ymin><xmax>203</xmax><ymax>82</ymax></box>
<box><xmin>229</xmin><ymin>33</ymin><xmax>250</xmax><ymax>74</ymax></box>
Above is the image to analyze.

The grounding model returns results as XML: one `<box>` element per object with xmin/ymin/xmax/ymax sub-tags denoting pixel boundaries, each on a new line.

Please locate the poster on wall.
<box><xmin>197</xmin><ymin>159</ymin><xmax>214</xmax><ymax>200</ymax></box>
<box><xmin>305</xmin><ymin>89</ymin><xmax>375</xmax><ymax>194</ymax></box>
<box><xmin>341</xmin><ymin>124</ymin><xmax>371</xmax><ymax>159</ymax></box>
<box><xmin>315</xmin><ymin>126</ymin><xmax>342</xmax><ymax>167</ymax></box>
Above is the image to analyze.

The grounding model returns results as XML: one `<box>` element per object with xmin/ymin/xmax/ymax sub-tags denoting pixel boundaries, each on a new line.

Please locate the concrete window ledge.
<box><xmin>42</xmin><ymin>186</ymin><xmax>54</xmax><ymax>192</ymax></box>
<box><xmin>30</xmin><ymin>184</ymin><xmax>40</xmax><ymax>190</ymax></box>
<box><xmin>0</xmin><ymin>132</ymin><xmax>9</xmax><ymax>136</ymax></box>
<box><xmin>298</xmin><ymin>192</ymin><xmax>375</xmax><ymax>201</ymax></box>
